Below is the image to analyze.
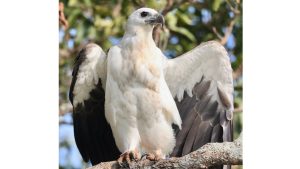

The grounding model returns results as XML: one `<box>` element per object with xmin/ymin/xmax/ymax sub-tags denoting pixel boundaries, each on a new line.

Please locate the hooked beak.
<box><xmin>145</xmin><ymin>14</ymin><xmax>165</xmax><ymax>28</ymax></box>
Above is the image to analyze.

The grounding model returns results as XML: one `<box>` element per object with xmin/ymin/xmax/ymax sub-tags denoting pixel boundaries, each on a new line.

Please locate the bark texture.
<box><xmin>88</xmin><ymin>134</ymin><xmax>242</xmax><ymax>169</ymax></box>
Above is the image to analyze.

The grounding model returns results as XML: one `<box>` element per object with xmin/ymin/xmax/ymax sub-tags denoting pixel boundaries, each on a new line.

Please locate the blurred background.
<box><xmin>59</xmin><ymin>0</ymin><xmax>243</xmax><ymax>168</ymax></box>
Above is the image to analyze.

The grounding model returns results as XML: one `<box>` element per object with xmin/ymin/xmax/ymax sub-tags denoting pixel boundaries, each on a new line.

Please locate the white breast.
<box><xmin>104</xmin><ymin>39</ymin><xmax>181</xmax><ymax>155</ymax></box>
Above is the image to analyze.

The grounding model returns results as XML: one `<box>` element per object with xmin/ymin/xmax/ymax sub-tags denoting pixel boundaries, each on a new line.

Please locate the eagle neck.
<box><xmin>121</xmin><ymin>25</ymin><xmax>156</xmax><ymax>50</ymax></box>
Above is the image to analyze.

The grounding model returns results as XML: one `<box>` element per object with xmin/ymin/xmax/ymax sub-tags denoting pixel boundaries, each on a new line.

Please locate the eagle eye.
<box><xmin>140</xmin><ymin>11</ymin><xmax>149</xmax><ymax>17</ymax></box>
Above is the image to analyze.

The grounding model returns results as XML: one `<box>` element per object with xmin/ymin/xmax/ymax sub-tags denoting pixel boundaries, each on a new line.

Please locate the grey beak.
<box><xmin>156</xmin><ymin>14</ymin><xmax>164</xmax><ymax>28</ymax></box>
<box><xmin>145</xmin><ymin>14</ymin><xmax>165</xmax><ymax>28</ymax></box>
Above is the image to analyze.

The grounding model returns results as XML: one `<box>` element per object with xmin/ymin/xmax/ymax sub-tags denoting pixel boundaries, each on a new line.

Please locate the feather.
<box><xmin>70</xmin><ymin>9</ymin><xmax>234</xmax><ymax>168</ymax></box>
<box><xmin>165</xmin><ymin>41</ymin><xmax>234</xmax><ymax>169</ymax></box>
<box><xmin>69</xmin><ymin>44</ymin><xmax>120</xmax><ymax>165</ymax></box>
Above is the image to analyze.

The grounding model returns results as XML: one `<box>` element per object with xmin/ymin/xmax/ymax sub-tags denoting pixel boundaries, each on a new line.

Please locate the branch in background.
<box><xmin>155</xmin><ymin>0</ymin><xmax>239</xmax><ymax>48</ymax></box>
<box><xmin>161</xmin><ymin>0</ymin><xmax>175</xmax><ymax>16</ymax></box>
<box><xmin>153</xmin><ymin>0</ymin><xmax>176</xmax><ymax>46</ymax></box>
<box><xmin>112</xmin><ymin>0</ymin><xmax>123</xmax><ymax>17</ymax></box>
<box><xmin>212</xmin><ymin>19</ymin><xmax>235</xmax><ymax>46</ymax></box>
<box><xmin>59</xmin><ymin>121</ymin><xmax>73</xmax><ymax>125</ymax></box>
<box><xmin>225</xmin><ymin>0</ymin><xmax>241</xmax><ymax>14</ymax></box>
<box><xmin>212</xmin><ymin>0</ymin><xmax>241</xmax><ymax>45</ymax></box>
<box><xmin>132</xmin><ymin>0</ymin><xmax>145</xmax><ymax>8</ymax></box>
<box><xmin>59</xmin><ymin>2</ymin><xmax>69</xmax><ymax>30</ymax></box>
<box><xmin>59</xmin><ymin>102</ymin><xmax>73</xmax><ymax>116</ymax></box>
<box><xmin>88</xmin><ymin>133</ymin><xmax>243</xmax><ymax>169</ymax></box>
<box><xmin>161</xmin><ymin>0</ymin><xmax>196</xmax><ymax>15</ymax></box>
<box><xmin>153</xmin><ymin>0</ymin><xmax>193</xmax><ymax>48</ymax></box>
<box><xmin>233</xmin><ymin>107</ymin><xmax>243</xmax><ymax>113</ymax></box>
<box><xmin>233</xmin><ymin>64</ymin><xmax>243</xmax><ymax>80</ymax></box>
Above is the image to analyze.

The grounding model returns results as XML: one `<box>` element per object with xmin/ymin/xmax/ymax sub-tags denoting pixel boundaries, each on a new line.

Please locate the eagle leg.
<box><xmin>145</xmin><ymin>149</ymin><xmax>164</xmax><ymax>161</ymax></box>
<box><xmin>117</xmin><ymin>149</ymin><xmax>140</xmax><ymax>166</ymax></box>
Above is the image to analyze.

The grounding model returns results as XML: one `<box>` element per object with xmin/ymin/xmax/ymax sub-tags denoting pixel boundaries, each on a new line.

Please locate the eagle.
<box><xmin>69</xmin><ymin>7</ymin><xmax>233</xmax><ymax>168</ymax></box>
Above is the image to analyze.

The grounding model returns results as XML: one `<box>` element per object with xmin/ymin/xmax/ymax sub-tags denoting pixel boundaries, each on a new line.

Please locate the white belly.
<box><xmin>105</xmin><ymin>54</ymin><xmax>165</xmax><ymax>126</ymax></box>
<box><xmin>104</xmin><ymin>46</ymin><xmax>181</xmax><ymax>155</ymax></box>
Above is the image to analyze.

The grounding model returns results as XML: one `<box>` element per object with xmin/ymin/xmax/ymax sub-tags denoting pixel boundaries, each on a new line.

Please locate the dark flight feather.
<box><xmin>171</xmin><ymin>79</ymin><xmax>233</xmax><ymax>169</ymax></box>
<box><xmin>69</xmin><ymin>48</ymin><xmax>86</xmax><ymax>105</ymax></box>
<box><xmin>69</xmin><ymin>47</ymin><xmax>121</xmax><ymax>165</ymax></box>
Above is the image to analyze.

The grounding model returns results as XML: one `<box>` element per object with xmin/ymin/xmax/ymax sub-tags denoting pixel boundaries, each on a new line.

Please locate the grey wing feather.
<box><xmin>165</xmin><ymin>41</ymin><xmax>234</xmax><ymax>169</ymax></box>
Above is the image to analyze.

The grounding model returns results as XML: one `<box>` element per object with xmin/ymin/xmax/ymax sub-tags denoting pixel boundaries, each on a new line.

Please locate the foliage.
<box><xmin>59</xmin><ymin>0</ymin><xmax>243</xmax><ymax>168</ymax></box>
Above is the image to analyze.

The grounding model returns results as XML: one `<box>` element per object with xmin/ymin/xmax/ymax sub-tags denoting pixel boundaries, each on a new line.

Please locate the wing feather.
<box><xmin>69</xmin><ymin>43</ymin><xmax>120</xmax><ymax>165</ymax></box>
<box><xmin>166</xmin><ymin>41</ymin><xmax>234</xmax><ymax>164</ymax></box>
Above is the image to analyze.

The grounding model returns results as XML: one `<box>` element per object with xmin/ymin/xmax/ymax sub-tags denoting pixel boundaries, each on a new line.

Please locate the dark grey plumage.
<box><xmin>171</xmin><ymin>78</ymin><xmax>233</xmax><ymax>169</ymax></box>
<box><xmin>69</xmin><ymin>47</ymin><xmax>120</xmax><ymax>165</ymax></box>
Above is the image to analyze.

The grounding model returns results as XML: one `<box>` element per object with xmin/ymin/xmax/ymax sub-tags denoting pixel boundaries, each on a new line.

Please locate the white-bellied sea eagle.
<box><xmin>69</xmin><ymin>7</ymin><xmax>234</xmax><ymax>169</ymax></box>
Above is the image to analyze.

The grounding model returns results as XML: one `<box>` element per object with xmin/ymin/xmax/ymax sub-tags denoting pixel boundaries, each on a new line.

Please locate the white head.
<box><xmin>125</xmin><ymin>8</ymin><xmax>164</xmax><ymax>34</ymax></box>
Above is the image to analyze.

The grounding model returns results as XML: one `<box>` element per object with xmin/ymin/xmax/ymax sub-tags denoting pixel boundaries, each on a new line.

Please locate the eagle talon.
<box><xmin>117</xmin><ymin>158</ymin><xmax>128</xmax><ymax>168</ymax></box>
<box><xmin>145</xmin><ymin>153</ymin><xmax>162</xmax><ymax>161</ymax></box>
<box><xmin>117</xmin><ymin>150</ymin><xmax>140</xmax><ymax>166</ymax></box>
<box><xmin>141</xmin><ymin>154</ymin><xmax>148</xmax><ymax>160</ymax></box>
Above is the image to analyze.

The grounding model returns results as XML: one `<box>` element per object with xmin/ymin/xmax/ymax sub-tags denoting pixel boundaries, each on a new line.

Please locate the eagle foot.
<box><xmin>145</xmin><ymin>153</ymin><xmax>162</xmax><ymax>161</ymax></box>
<box><xmin>117</xmin><ymin>150</ymin><xmax>140</xmax><ymax>167</ymax></box>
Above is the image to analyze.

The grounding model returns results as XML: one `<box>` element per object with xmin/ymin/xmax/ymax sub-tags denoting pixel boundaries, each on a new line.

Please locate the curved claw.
<box><xmin>145</xmin><ymin>153</ymin><xmax>162</xmax><ymax>161</ymax></box>
<box><xmin>117</xmin><ymin>150</ymin><xmax>140</xmax><ymax>166</ymax></box>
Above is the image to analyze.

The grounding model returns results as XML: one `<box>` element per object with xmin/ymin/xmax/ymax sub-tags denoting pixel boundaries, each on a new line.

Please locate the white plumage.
<box><xmin>165</xmin><ymin>41</ymin><xmax>233</xmax><ymax>110</ymax></box>
<box><xmin>105</xmin><ymin>8</ymin><xmax>181</xmax><ymax>159</ymax></box>
<box><xmin>70</xmin><ymin>7</ymin><xmax>234</xmax><ymax>167</ymax></box>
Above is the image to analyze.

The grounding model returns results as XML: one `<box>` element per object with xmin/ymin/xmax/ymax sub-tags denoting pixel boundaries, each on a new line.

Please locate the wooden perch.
<box><xmin>88</xmin><ymin>133</ymin><xmax>242</xmax><ymax>169</ymax></box>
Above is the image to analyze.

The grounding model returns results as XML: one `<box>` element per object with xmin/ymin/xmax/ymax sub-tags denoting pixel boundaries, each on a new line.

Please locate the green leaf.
<box><xmin>166</xmin><ymin>12</ymin><xmax>178</xmax><ymax>28</ymax></box>
<box><xmin>167</xmin><ymin>12</ymin><xmax>196</xmax><ymax>42</ymax></box>
<box><xmin>212</xmin><ymin>0</ymin><xmax>222</xmax><ymax>12</ymax></box>
<box><xmin>203</xmin><ymin>33</ymin><xmax>214</xmax><ymax>41</ymax></box>
<box><xmin>175</xmin><ymin>45</ymin><xmax>183</xmax><ymax>53</ymax></box>
<box><xmin>174</xmin><ymin>27</ymin><xmax>196</xmax><ymax>42</ymax></box>
<box><xmin>67</xmin><ymin>8</ymin><xmax>81</xmax><ymax>26</ymax></box>
<box><xmin>146</xmin><ymin>0</ymin><xmax>167</xmax><ymax>11</ymax></box>
<box><xmin>75</xmin><ymin>23</ymin><xmax>85</xmax><ymax>44</ymax></box>
<box><xmin>83</xmin><ymin>0</ymin><xmax>92</xmax><ymax>7</ymax></box>
<box><xmin>87</xmin><ymin>27</ymin><xmax>97</xmax><ymax>40</ymax></box>
<box><xmin>68</xmin><ymin>0</ymin><xmax>78</xmax><ymax>7</ymax></box>
<box><xmin>177</xmin><ymin>13</ymin><xmax>193</xmax><ymax>25</ymax></box>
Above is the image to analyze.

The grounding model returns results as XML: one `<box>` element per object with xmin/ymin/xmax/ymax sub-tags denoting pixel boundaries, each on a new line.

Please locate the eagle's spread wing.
<box><xmin>164</xmin><ymin>41</ymin><xmax>234</xmax><ymax>158</ymax></box>
<box><xmin>69</xmin><ymin>44</ymin><xmax>120</xmax><ymax>165</ymax></box>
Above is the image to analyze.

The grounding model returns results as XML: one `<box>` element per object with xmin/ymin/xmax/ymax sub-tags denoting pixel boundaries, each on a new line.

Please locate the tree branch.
<box><xmin>233</xmin><ymin>64</ymin><xmax>243</xmax><ymax>80</ymax></box>
<box><xmin>233</xmin><ymin>107</ymin><xmax>243</xmax><ymax>113</ymax></box>
<box><xmin>212</xmin><ymin>19</ymin><xmax>235</xmax><ymax>46</ymax></box>
<box><xmin>153</xmin><ymin>0</ymin><xmax>191</xmax><ymax>47</ymax></box>
<box><xmin>59</xmin><ymin>2</ymin><xmax>69</xmax><ymax>30</ymax></box>
<box><xmin>212</xmin><ymin>0</ymin><xmax>241</xmax><ymax>46</ymax></box>
<box><xmin>88</xmin><ymin>134</ymin><xmax>242</xmax><ymax>169</ymax></box>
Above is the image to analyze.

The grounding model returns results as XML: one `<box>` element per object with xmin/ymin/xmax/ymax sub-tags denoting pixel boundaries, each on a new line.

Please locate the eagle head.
<box><xmin>127</xmin><ymin>8</ymin><xmax>165</xmax><ymax>30</ymax></box>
